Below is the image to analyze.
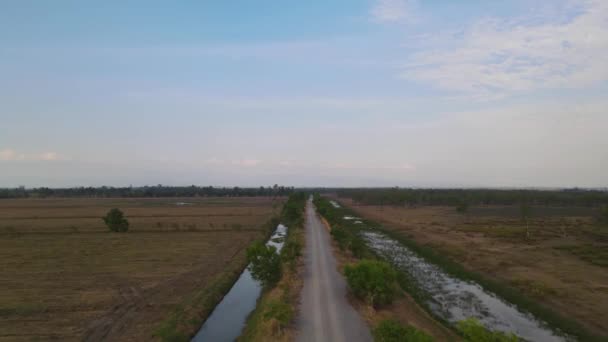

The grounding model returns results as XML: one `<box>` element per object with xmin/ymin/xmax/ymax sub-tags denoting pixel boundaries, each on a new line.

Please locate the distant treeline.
<box><xmin>337</xmin><ymin>188</ymin><xmax>608</xmax><ymax>207</ymax></box>
<box><xmin>0</xmin><ymin>185</ymin><xmax>295</xmax><ymax>199</ymax></box>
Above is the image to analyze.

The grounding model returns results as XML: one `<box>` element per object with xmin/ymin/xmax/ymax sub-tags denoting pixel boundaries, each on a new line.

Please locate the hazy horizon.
<box><xmin>2</xmin><ymin>0</ymin><xmax>607</xmax><ymax>188</ymax></box>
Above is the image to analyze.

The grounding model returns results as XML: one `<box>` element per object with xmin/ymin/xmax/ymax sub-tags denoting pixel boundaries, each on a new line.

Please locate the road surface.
<box><xmin>296</xmin><ymin>199</ymin><xmax>372</xmax><ymax>342</ymax></box>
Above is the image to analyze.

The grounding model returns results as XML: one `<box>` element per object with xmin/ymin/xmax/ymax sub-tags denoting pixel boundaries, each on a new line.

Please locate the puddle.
<box><xmin>362</xmin><ymin>231</ymin><xmax>567</xmax><ymax>342</ymax></box>
<box><xmin>192</xmin><ymin>224</ymin><xmax>288</xmax><ymax>341</ymax></box>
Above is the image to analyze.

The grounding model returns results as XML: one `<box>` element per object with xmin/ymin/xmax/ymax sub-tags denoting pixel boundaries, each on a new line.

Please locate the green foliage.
<box><xmin>247</xmin><ymin>242</ymin><xmax>282</xmax><ymax>288</ymax></box>
<box><xmin>457</xmin><ymin>318</ymin><xmax>518</xmax><ymax>342</ymax></box>
<box><xmin>373</xmin><ymin>319</ymin><xmax>434</xmax><ymax>342</ymax></box>
<box><xmin>281</xmin><ymin>240</ymin><xmax>302</xmax><ymax>271</ymax></box>
<box><xmin>331</xmin><ymin>226</ymin><xmax>350</xmax><ymax>250</ymax></box>
<box><xmin>349</xmin><ymin>235</ymin><xmax>366</xmax><ymax>258</ymax></box>
<box><xmin>0</xmin><ymin>185</ymin><xmax>296</xmax><ymax>199</ymax></box>
<box><xmin>344</xmin><ymin>259</ymin><xmax>398</xmax><ymax>307</ymax></box>
<box><xmin>102</xmin><ymin>208</ymin><xmax>129</xmax><ymax>232</ymax></box>
<box><xmin>281</xmin><ymin>192</ymin><xmax>306</xmax><ymax>227</ymax></box>
<box><xmin>262</xmin><ymin>300</ymin><xmax>293</xmax><ymax>329</ymax></box>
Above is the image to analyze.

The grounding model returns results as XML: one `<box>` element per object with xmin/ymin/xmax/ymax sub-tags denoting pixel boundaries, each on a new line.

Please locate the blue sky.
<box><xmin>1</xmin><ymin>0</ymin><xmax>607</xmax><ymax>187</ymax></box>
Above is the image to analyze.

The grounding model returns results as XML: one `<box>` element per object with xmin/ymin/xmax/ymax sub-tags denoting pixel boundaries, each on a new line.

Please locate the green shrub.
<box><xmin>349</xmin><ymin>235</ymin><xmax>366</xmax><ymax>258</ymax></box>
<box><xmin>373</xmin><ymin>319</ymin><xmax>433</xmax><ymax>342</ymax></box>
<box><xmin>344</xmin><ymin>259</ymin><xmax>398</xmax><ymax>307</ymax></box>
<box><xmin>331</xmin><ymin>226</ymin><xmax>350</xmax><ymax>250</ymax></box>
<box><xmin>263</xmin><ymin>300</ymin><xmax>293</xmax><ymax>329</ymax></box>
<box><xmin>457</xmin><ymin>318</ymin><xmax>518</xmax><ymax>342</ymax></box>
<box><xmin>247</xmin><ymin>242</ymin><xmax>282</xmax><ymax>288</ymax></box>
<box><xmin>281</xmin><ymin>240</ymin><xmax>302</xmax><ymax>271</ymax></box>
<box><xmin>102</xmin><ymin>208</ymin><xmax>129</xmax><ymax>232</ymax></box>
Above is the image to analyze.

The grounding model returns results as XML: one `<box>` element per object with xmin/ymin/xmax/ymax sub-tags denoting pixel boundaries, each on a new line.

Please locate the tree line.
<box><xmin>0</xmin><ymin>185</ymin><xmax>295</xmax><ymax>199</ymax></box>
<box><xmin>336</xmin><ymin>188</ymin><xmax>608</xmax><ymax>207</ymax></box>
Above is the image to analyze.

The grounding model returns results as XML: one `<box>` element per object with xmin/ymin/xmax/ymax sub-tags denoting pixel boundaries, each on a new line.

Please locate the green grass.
<box><xmin>457</xmin><ymin>318</ymin><xmax>518</xmax><ymax>342</ymax></box>
<box><xmin>373</xmin><ymin>319</ymin><xmax>434</xmax><ymax>342</ymax></box>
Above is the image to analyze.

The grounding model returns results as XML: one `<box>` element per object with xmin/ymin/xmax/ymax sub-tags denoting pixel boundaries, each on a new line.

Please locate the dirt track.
<box><xmin>296</xmin><ymin>200</ymin><xmax>372</xmax><ymax>342</ymax></box>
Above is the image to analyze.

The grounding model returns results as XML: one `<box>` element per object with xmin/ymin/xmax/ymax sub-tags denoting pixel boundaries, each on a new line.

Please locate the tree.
<box><xmin>102</xmin><ymin>208</ymin><xmax>129</xmax><ymax>232</ymax></box>
<box><xmin>344</xmin><ymin>259</ymin><xmax>398</xmax><ymax>307</ymax></box>
<box><xmin>247</xmin><ymin>242</ymin><xmax>282</xmax><ymax>287</ymax></box>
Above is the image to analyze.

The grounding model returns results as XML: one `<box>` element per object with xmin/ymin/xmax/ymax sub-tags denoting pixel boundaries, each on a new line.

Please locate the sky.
<box><xmin>1</xmin><ymin>0</ymin><xmax>607</xmax><ymax>188</ymax></box>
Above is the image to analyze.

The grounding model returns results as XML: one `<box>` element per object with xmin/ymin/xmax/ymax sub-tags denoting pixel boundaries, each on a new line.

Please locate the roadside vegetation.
<box><xmin>457</xmin><ymin>319</ymin><xmax>517</xmax><ymax>342</ymax></box>
<box><xmin>317</xmin><ymin>193</ymin><xmax>607</xmax><ymax>341</ymax></box>
<box><xmin>344</xmin><ymin>260</ymin><xmax>398</xmax><ymax>308</ymax></box>
<box><xmin>313</xmin><ymin>194</ymin><xmax>456</xmax><ymax>341</ymax></box>
<box><xmin>373</xmin><ymin>319</ymin><xmax>433</xmax><ymax>342</ymax></box>
<box><xmin>239</xmin><ymin>192</ymin><xmax>306</xmax><ymax>341</ymax></box>
<box><xmin>313</xmin><ymin>195</ymin><xmax>608</xmax><ymax>342</ymax></box>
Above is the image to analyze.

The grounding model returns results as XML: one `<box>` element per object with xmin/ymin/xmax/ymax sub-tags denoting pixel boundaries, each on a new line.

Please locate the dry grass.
<box><xmin>0</xmin><ymin>197</ymin><xmax>282</xmax><ymax>341</ymax></box>
<box><xmin>342</xmin><ymin>198</ymin><xmax>608</xmax><ymax>338</ymax></box>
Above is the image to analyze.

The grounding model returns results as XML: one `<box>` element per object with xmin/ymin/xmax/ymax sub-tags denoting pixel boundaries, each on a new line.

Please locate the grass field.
<box><xmin>0</xmin><ymin>197</ymin><xmax>282</xmax><ymax>341</ymax></box>
<box><xmin>341</xmin><ymin>198</ymin><xmax>608</xmax><ymax>338</ymax></box>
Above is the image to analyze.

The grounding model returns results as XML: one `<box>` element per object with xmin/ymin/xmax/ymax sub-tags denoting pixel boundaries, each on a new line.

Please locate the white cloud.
<box><xmin>404</xmin><ymin>0</ymin><xmax>608</xmax><ymax>99</ymax></box>
<box><xmin>40</xmin><ymin>152</ymin><xmax>58</xmax><ymax>161</ymax></box>
<box><xmin>231</xmin><ymin>159</ymin><xmax>261</xmax><ymax>167</ymax></box>
<box><xmin>0</xmin><ymin>149</ymin><xmax>14</xmax><ymax>161</ymax></box>
<box><xmin>0</xmin><ymin>148</ymin><xmax>64</xmax><ymax>161</ymax></box>
<box><xmin>371</xmin><ymin>0</ymin><xmax>416</xmax><ymax>23</ymax></box>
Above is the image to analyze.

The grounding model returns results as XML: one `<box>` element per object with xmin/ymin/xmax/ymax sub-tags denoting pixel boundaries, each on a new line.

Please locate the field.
<box><xmin>341</xmin><ymin>198</ymin><xmax>608</xmax><ymax>337</ymax></box>
<box><xmin>0</xmin><ymin>197</ymin><xmax>282</xmax><ymax>341</ymax></box>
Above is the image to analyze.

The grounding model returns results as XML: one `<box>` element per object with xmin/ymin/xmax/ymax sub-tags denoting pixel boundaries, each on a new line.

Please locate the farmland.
<box><xmin>339</xmin><ymin>197</ymin><xmax>608</xmax><ymax>338</ymax></box>
<box><xmin>0</xmin><ymin>197</ymin><xmax>282</xmax><ymax>341</ymax></box>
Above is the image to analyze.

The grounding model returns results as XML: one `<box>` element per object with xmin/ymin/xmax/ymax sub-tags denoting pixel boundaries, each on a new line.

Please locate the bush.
<box><xmin>102</xmin><ymin>208</ymin><xmax>129</xmax><ymax>232</ymax></box>
<box><xmin>281</xmin><ymin>240</ymin><xmax>302</xmax><ymax>271</ymax></box>
<box><xmin>349</xmin><ymin>235</ymin><xmax>366</xmax><ymax>258</ymax></box>
<box><xmin>344</xmin><ymin>260</ymin><xmax>398</xmax><ymax>307</ymax></box>
<box><xmin>373</xmin><ymin>319</ymin><xmax>433</xmax><ymax>342</ymax></box>
<box><xmin>263</xmin><ymin>300</ymin><xmax>293</xmax><ymax>331</ymax></box>
<box><xmin>247</xmin><ymin>242</ymin><xmax>282</xmax><ymax>288</ymax></box>
<box><xmin>457</xmin><ymin>318</ymin><xmax>518</xmax><ymax>342</ymax></box>
<box><xmin>331</xmin><ymin>226</ymin><xmax>350</xmax><ymax>250</ymax></box>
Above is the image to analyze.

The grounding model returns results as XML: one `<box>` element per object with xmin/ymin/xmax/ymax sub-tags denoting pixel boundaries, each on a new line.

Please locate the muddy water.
<box><xmin>362</xmin><ymin>231</ymin><xmax>567</xmax><ymax>342</ymax></box>
<box><xmin>192</xmin><ymin>224</ymin><xmax>288</xmax><ymax>342</ymax></box>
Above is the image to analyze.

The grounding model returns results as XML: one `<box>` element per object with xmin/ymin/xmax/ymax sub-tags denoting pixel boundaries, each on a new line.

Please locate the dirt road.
<box><xmin>296</xmin><ymin>199</ymin><xmax>372</xmax><ymax>342</ymax></box>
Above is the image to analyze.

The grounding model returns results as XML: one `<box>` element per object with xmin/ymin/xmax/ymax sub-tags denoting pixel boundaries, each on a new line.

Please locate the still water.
<box><xmin>192</xmin><ymin>224</ymin><xmax>287</xmax><ymax>342</ymax></box>
<box><xmin>362</xmin><ymin>231</ymin><xmax>568</xmax><ymax>342</ymax></box>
